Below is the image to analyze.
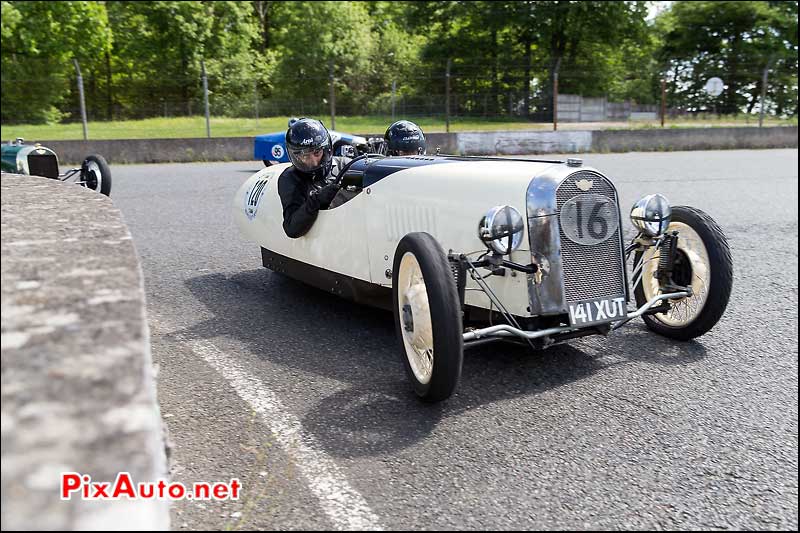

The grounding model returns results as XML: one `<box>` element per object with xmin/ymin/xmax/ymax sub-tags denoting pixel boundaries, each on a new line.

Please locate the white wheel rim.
<box><xmin>641</xmin><ymin>221</ymin><xmax>711</xmax><ymax>327</ymax></box>
<box><xmin>397</xmin><ymin>252</ymin><xmax>434</xmax><ymax>384</ymax></box>
<box><xmin>85</xmin><ymin>161</ymin><xmax>102</xmax><ymax>191</ymax></box>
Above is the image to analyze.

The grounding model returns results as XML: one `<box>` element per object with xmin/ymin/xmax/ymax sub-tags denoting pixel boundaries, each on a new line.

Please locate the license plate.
<box><xmin>568</xmin><ymin>295</ymin><xmax>627</xmax><ymax>327</ymax></box>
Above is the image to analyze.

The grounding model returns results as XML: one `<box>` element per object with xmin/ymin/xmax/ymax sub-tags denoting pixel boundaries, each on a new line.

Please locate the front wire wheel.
<box><xmin>392</xmin><ymin>232</ymin><xmax>463</xmax><ymax>402</ymax></box>
<box><xmin>633</xmin><ymin>206</ymin><xmax>733</xmax><ymax>340</ymax></box>
<box><xmin>80</xmin><ymin>154</ymin><xmax>112</xmax><ymax>196</ymax></box>
<box><xmin>397</xmin><ymin>252</ymin><xmax>435</xmax><ymax>384</ymax></box>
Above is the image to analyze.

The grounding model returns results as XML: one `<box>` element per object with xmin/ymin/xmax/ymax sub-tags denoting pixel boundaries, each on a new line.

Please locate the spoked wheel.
<box><xmin>392</xmin><ymin>232</ymin><xmax>463</xmax><ymax>402</ymax></box>
<box><xmin>80</xmin><ymin>154</ymin><xmax>112</xmax><ymax>196</ymax></box>
<box><xmin>633</xmin><ymin>206</ymin><xmax>733</xmax><ymax>340</ymax></box>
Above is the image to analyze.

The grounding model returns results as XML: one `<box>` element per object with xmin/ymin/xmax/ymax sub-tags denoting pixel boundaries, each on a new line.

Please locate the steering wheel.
<box><xmin>332</xmin><ymin>153</ymin><xmax>386</xmax><ymax>187</ymax></box>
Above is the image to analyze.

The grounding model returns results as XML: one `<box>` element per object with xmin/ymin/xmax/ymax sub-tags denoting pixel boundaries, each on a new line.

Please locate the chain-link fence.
<box><xmin>2</xmin><ymin>58</ymin><xmax>796</xmax><ymax>128</ymax></box>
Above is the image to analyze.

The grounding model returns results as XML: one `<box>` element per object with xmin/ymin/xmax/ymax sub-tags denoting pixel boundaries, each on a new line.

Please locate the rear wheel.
<box><xmin>634</xmin><ymin>206</ymin><xmax>732</xmax><ymax>340</ymax></box>
<box><xmin>392</xmin><ymin>232</ymin><xmax>463</xmax><ymax>402</ymax></box>
<box><xmin>81</xmin><ymin>154</ymin><xmax>112</xmax><ymax>196</ymax></box>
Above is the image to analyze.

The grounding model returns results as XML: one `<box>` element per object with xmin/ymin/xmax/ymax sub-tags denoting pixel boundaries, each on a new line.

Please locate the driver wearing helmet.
<box><xmin>384</xmin><ymin>120</ymin><xmax>426</xmax><ymax>156</ymax></box>
<box><xmin>278</xmin><ymin>118</ymin><xmax>347</xmax><ymax>238</ymax></box>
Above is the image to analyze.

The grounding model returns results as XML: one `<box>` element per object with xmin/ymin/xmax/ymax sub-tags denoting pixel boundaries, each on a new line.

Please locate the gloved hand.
<box><xmin>308</xmin><ymin>182</ymin><xmax>340</xmax><ymax>210</ymax></box>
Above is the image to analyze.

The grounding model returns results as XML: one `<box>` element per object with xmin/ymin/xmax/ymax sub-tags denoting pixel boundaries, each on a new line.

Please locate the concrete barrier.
<box><xmin>592</xmin><ymin>125</ymin><xmax>799</xmax><ymax>153</ymax></box>
<box><xmin>457</xmin><ymin>130</ymin><xmax>593</xmax><ymax>155</ymax></box>
<box><xmin>423</xmin><ymin>132</ymin><xmax>459</xmax><ymax>155</ymax></box>
<box><xmin>1</xmin><ymin>173</ymin><xmax>169</xmax><ymax>530</ymax></box>
<box><xmin>46</xmin><ymin>137</ymin><xmax>254</xmax><ymax>165</ymax></box>
<box><xmin>42</xmin><ymin>125</ymin><xmax>797</xmax><ymax>164</ymax></box>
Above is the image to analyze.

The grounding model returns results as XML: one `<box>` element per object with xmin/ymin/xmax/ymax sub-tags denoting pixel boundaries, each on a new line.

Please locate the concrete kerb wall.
<box><xmin>457</xmin><ymin>130</ymin><xmax>593</xmax><ymax>155</ymax></box>
<box><xmin>591</xmin><ymin>126</ymin><xmax>799</xmax><ymax>152</ymax></box>
<box><xmin>457</xmin><ymin>126</ymin><xmax>796</xmax><ymax>155</ymax></box>
<box><xmin>0</xmin><ymin>173</ymin><xmax>169</xmax><ymax>530</ymax></box>
<box><xmin>43</xmin><ymin>125</ymin><xmax>797</xmax><ymax>164</ymax></box>
<box><xmin>49</xmin><ymin>137</ymin><xmax>255</xmax><ymax>165</ymax></box>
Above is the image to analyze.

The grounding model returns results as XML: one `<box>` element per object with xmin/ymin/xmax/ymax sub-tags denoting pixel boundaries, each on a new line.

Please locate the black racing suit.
<box><xmin>278</xmin><ymin>158</ymin><xmax>347</xmax><ymax>238</ymax></box>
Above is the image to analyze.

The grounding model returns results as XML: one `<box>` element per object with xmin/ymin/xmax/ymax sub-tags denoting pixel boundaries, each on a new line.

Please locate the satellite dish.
<box><xmin>704</xmin><ymin>77</ymin><xmax>724</xmax><ymax>97</ymax></box>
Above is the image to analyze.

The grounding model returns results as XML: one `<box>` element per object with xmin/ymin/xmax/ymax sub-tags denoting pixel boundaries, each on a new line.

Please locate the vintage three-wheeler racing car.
<box><xmin>1</xmin><ymin>137</ymin><xmax>112</xmax><ymax>196</ymax></box>
<box><xmin>232</xmin><ymin>153</ymin><xmax>733</xmax><ymax>402</ymax></box>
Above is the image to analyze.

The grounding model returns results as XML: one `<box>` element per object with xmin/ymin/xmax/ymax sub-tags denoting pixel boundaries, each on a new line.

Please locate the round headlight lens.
<box><xmin>478</xmin><ymin>205</ymin><xmax>525</xmax><ymax>255</ymax></box>
<box><xmin>630</xmin><ymin>194</ymin><xmax>671</xmax><ymax>237</ymax></box>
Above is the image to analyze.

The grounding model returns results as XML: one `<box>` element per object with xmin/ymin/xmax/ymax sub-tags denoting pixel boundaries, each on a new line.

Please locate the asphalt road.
<box><xmin>111</xmin><ymin>149</ymin><xmax>798</xmax><ymax>530</ymax></box>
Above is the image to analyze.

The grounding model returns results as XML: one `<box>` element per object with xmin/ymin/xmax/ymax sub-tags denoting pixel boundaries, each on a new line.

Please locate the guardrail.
<box><xmin>36</xmin><ymin>125</ymin><xmax>799</xmax><ymax>164</ymax></box>
<box><xmin>1</xmin><ymin>173</ymin><xmax>169</xmax><ymax>530</ymax></box>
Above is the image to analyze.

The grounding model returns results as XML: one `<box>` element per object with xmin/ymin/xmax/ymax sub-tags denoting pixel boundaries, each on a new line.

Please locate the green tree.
<box><xmin>528</xmin><ymin>1</ymin><xmax>650</xmax><ymax>115</ymax></box>
<box><xmin>107</xmin><ymin>1</ymin><xmax>215</xmax><ymax>118</ymax></box>
<box><xmin>1</xmin><ymin>1</ymin><xmax>21</xmax><ymax>41</ymax></box>
<box><xmin>406</xmin><ymin>1</ymin><xmax>651</xmax><ymax>119</ymax></box>
<box><xmin>360</xmin><ymin>1</ymin><xmax>426</xmax><ymax>115</ymax></box>
<box><xmin>404</xmin><ymin>1</ymin><xmax>523</xmax><ymax>116</ymax></box>
<box><xmin>203</xmin><ymin>1</ymin><xmax>275</xmax><ymax>117</ymax></box>
<box><xmin>658</xmin><ymin>1</ymin><xmax>798</xmax><ymax>116</ymax></box>
<box><xmin>766</xmin><ymin>1</ymin><xmax>799</xmax><ymax>116</ymax></box>
<box><xmin>1</xmin><ymin>0</ymin><xmax>111</xmax><ymax>124</ymax></box>
<box><xmin>267</xmin><ymin>1</ymin><xmax>378</xmax><ymax>116</ymax></box>
<box><xmin>105</xmin><ymin>1</ymin><xmax>270</xmax><ymax>119</ymax></box>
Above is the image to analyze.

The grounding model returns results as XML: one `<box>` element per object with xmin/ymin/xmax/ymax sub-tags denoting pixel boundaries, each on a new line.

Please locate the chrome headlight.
<box><xmin>478</xmin><ymin>205</ymin><xmax>524</xmax><ymax>255</ymax></box>
<box><xmin>630</xmin><ymin>194</ymin><xmax>671</xmax><ymax>237</ymax></box>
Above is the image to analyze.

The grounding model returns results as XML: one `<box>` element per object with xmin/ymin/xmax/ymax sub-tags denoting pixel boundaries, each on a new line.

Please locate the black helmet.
<box><xmin>384</xmin><ymin>120</ymin><xmax>426</xmax><ymax>156</ymax></box>
<box><xmin>285</xmin><ymin>118</ymin><xmax>333</xmax><ymax>178</ymax></box>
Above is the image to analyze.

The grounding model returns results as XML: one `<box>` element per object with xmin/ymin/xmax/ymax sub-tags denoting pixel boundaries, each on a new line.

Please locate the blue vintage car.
<box><xmin>254</xmin><ymin>118</ymin><xmax>373</xmax><ymax>166</ymax></box>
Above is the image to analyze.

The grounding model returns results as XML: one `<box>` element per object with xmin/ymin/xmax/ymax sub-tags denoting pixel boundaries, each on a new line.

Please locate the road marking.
<box><xmin>185</xmin><ymin>338</ymin><xmax>383</xmax><ymax>531</ymax></box>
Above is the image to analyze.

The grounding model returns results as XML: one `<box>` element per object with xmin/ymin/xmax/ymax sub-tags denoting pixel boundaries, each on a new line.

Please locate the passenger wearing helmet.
<box><xmin>384</xmin><ymin>120</ymin><xmax>426</xmax><ymax>156</ymax></box>
<box><xmin>278</xmin><ymin>118</ymin><xmax>347</xmax><ymax>238</ymax></box>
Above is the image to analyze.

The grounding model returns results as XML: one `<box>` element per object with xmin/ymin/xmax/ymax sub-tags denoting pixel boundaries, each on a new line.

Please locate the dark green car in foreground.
<box><xmin>1</xmin><ymin>138</ymin><xmax>112</xmax><ymax>196</ymax></box>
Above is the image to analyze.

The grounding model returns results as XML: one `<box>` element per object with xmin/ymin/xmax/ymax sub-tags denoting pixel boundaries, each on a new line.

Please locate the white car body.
<box><xmin>232</xmin><ymin>154</ymin><xmax>733</xmax><ymax>402</ymax></box>
<box><xmin>233</xmin><ymin>157</ymin><xmax>567</xmax><ymax>317</ymax></box>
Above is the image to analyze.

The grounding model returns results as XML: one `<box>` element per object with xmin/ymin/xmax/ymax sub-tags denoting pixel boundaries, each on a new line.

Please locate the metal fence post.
<box><xmin>391</xmin><ymin>80</ymin><xmax>396</xmax><ymax>121</ymax></box>
<box><xmin>202</xmin><ymin>61</ymin><xmax>211</xmax><ymax>138</ymax></box>
<box><xmin>254</xmin><ymin>79</ymin><xmax>259</xmax><ymax>128</ymax></box>
<box><xmin>329</xmin><ymin>60</ymin><xmax>336</xmax><ymax>130</ymax></box>
<box><xmin>661</xmin><ymin>79</ymin><xmax>666</xmax><ymax>127</ymax></box>
<box><xmin>72</xmin><ymin>59</ymin><xmax>88</xmax><ymax>140</ymax></box>
<box><xmin>445</xmin><ymin>58</ymin><xmax>451</xmax><ymax>133</ymax></box>
<box><xmin>553</xmin><ymin>71</ymin><xmax>558</xmax><ymax>131</ymax></box>
<box><xmin>759</xmin><ymin>61</ymin><xmax>771</xmax><ymax>128</ymax></box>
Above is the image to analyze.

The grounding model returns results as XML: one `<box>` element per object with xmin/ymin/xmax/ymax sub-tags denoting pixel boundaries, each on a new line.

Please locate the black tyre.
<box><xmin>392</xmin><ymin>232</ymin><xmax>464</xmax><ymax>402</ymax></box>
<box><xmin>633</xmin><ymin>206</ymin><xmax>733</xmax><ymax>340</ymax></box>
<box><xmin>81</xmin><ymin>154</ymin><xmax>112</xmax><ymax>196</ymax></box>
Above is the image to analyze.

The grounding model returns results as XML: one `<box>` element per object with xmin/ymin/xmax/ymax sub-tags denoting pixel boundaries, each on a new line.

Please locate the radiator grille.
<box><xmin>28</xmin><ymin>154</ymin><xmax>59</xmax><ymax>179</ymax></box>
<box><xmin>556</xmin><ymin>171</ymin><xmax>626</xmax><ymax>302</ymax></box>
